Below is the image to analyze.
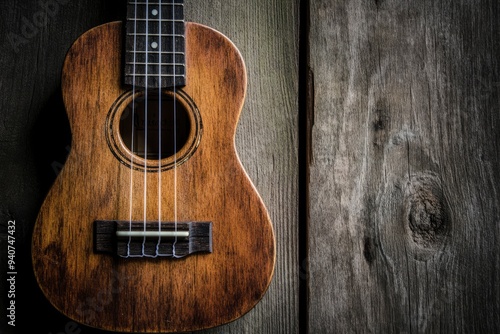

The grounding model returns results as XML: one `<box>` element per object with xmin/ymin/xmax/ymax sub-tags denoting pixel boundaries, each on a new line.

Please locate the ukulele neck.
<box><xmin>124</xmin><ymin>0</ymin><xmax>186</xmax><ymax>89</ymax></box>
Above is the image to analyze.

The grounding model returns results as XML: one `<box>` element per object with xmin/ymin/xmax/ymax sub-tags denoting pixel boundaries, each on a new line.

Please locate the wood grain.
<box><xmin>308</xmin><ymin>0</ymin><xmax>500</xmax><ymax>332</ymax></box>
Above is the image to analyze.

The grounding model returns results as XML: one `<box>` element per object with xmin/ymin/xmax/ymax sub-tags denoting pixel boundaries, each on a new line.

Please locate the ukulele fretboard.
<box><xmin>124</xmin><ymin>0</ymin><xmax>186</xmax><ymax>88</ymax></box>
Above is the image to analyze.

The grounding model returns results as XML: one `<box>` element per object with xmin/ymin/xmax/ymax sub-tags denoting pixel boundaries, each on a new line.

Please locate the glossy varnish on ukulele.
<box><xmin>32</xmin><ymin>1</ymin><xmax>275</xmax><ymax>332</ymax></box>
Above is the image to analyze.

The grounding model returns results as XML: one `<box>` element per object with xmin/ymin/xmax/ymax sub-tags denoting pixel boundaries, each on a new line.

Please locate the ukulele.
<box><xmin>32</xmin><ymin>1</ymin><xmax>275</xmax><ymax>332</ymax></box>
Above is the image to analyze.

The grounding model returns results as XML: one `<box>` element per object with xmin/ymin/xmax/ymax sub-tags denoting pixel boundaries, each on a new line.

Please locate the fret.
<box><xmin>126</xmin><ymin>21</ymin><xmax>184</xmax><ymax>35</ymax></box>
<box><xmin>126</xmin><ymin>37</ymin><xmax>185</xmax><ymax>52</ymax></box>
<box><xmin>125</xmin><ymin>63</ymin><xmax>185</xmax><ymax>71</ymax></box>
<box><xmin>126</xmin><ymin>62</ymin><xmax>181</xmax><ymax>65</ymax></box>
<box><xmin>127</xmin><ymin>33</ymin><xmax>184</xmax><ymax>37</ymax></box>
<box><xmin>126</xmin><ymin>52</ymin><xmax>184</xmax><ymax>64</ymax></box>
<box><xmin>124</xmin><ymin>76</ymin><xmax>186</xmax><ymax>89</ymax></box>
<box><xmin>127</xmin><ymin>51</ymin><xmax>185</xmax><ymax>55</ymax></box>
<box><xmin>127</xmin><ymin>18</ymin><xmax>184</xmax><ymax>22</ymax></box>
<box><xmin>126</xmin><ymin>74</ymin><xmax>185</xmax><ymax>77</ymax></box>
<box><xmin>125</xmin><ymin>64</ymin><xmax>186</xmax><ymax>76</ymax></box>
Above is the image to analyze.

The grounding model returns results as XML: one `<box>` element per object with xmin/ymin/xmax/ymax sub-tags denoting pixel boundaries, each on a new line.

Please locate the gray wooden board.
<box><xmin>308</xmin><ymin>0</ymin><xmax>500</xmax><ymax>333</ymax></box>
<box><xmin>0</xmin><ymin>0</ymin><xmax>298</xmax><ymax>333</ymax></box>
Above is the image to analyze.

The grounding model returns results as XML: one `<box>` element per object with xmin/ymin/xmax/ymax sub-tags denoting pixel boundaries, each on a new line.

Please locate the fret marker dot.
<box><xmin>152</xmin><ymin>9</ymin><xmax>158</xmax><ymax>16</ymax></box>
<box><xmin>151</xmin><ymin>41</ymin><xmax>158</xmax><ymax>49</ymax></box>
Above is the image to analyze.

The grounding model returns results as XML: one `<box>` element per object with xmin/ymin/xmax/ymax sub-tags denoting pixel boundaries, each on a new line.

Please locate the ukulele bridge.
<box><xmin>94</xmin><ymin>220</ymin><xmax>212</xmax><ymax>258</ymax></box>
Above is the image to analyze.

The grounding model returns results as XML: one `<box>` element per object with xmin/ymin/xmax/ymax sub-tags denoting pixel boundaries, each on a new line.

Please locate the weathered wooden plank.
<box><xmin>0</xmin><ymin>0</ymin><xmax>298</xmax><ymax>333</ymax></box>
<box><xmin>308</xmin><ymin>0</ymin><xmax>500</xmax><ymax>333</ymax></box>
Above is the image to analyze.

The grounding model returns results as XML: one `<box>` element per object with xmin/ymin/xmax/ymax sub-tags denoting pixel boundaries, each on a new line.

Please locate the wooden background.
<box><xmin>0</xmin><ymin>0</ymin><xmax>499</xmax><ymax>333</ymax></box>
<box><xmin>308</xmin><ymin>0</ymin><xmax>500</xmax><ymax>333</ymax></box>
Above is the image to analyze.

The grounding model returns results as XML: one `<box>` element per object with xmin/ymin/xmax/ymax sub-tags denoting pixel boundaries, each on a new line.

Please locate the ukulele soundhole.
<box><xmin>106</xmin><ymin>89</ymin><xmax>202</xmax><ymax>172</ymax></box>
<box><xmin>119</xmin><ymin>93</ymin><xmax>190</xmax><ymax>160</ymax></box>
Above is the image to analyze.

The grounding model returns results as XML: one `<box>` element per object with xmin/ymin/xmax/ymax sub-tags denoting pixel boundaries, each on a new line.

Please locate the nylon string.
<box><xmin>156</xmin><ymin>0</ymin><xmax>163</xmax><ymax>257</ymax></box>
<box><xmin>171</xmin><ymin>0</ymin><xmax>180</xmax><ymax>258</ymax></box>
<box><xmin>125</xmin><ymin>0</ymin><xmax>140</xmax><ymax>258</ymax></box>
<box><xmin>142</xmin><ymin>0</ymin><xmax>151</xmax><ymax>257</ymax></box>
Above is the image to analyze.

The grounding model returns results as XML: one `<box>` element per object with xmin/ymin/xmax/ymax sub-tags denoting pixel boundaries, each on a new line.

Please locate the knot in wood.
<box><xmin>373</xmin><ymin>109</ymin><xmax>389</xmax><ymax>131</ymax></box>
<box><xmin>404</xmin><ymin>173</ymin><xmax>449</xmax><ymax>249</ymax></box>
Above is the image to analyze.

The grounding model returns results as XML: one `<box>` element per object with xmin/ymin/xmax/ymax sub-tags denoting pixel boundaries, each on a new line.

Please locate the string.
<box><xmin>155</xmin><ymin>0</ymin><xmax>163</xmax><ymax>257</ymax></box>
<box><xmin>142</xmin><ymin>0</ymin><xmax>150</xmax><ymax>257</ymax></box>
<box><xmin>124</xmin><ymin>0</ymin><xmax>140</xmax><ymax>259</ymax></box>
<box><xmin>171</xmin><ymin>0</ymin><xmax>180</xmax><ymax>259</ymax></box>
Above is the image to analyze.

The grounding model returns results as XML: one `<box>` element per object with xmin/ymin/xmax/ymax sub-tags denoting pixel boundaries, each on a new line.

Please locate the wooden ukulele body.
<box><xmin>32</xmin><ymin>21</ymin><xmax>275</xmax><ymax>333</ymax></box>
